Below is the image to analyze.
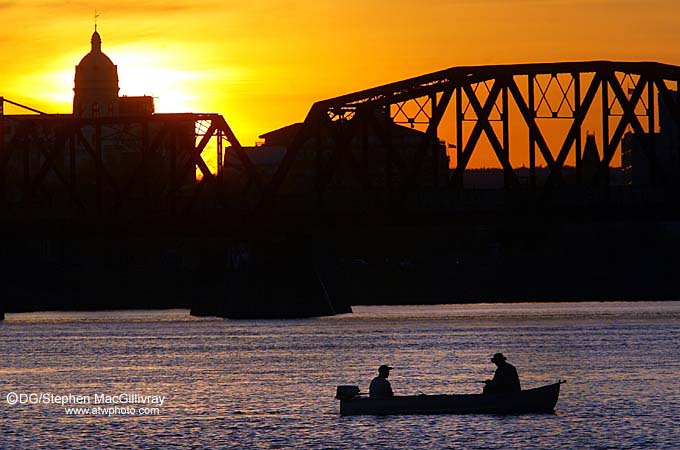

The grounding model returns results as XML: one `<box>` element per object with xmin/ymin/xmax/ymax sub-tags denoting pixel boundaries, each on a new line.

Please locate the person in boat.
<box><xmin>483</xmin><ymin>353</ymin><xmax>521</xmax><ymax>394</ymax></box>
<box><xmin>369</xmin><ymin>364</ymin><xmax>394</xmax><ymax>398</ymax></box>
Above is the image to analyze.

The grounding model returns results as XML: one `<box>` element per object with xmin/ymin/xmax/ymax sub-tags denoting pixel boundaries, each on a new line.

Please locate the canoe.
<box><xmin>338</xmin><ymin>381</ymin><xmax>564</xmax><ymax>416</ymax></box>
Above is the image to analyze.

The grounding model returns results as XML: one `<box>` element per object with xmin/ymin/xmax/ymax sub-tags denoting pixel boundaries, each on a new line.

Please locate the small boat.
<box><xmin>336</xmin><ymin>381</ymin><xmax>565</xmax><ymax>416</ymax></box>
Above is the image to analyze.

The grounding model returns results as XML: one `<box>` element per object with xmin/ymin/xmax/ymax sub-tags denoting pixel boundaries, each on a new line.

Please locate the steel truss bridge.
<box><xmin>2</xmin><ymin>61</ymin><xmax>680</xmax><ymax>229</ymax></box>
<box><xmin>265</xmin><ymin>61</ymin><xmax>680</xmax><ymax>208</ymax></box>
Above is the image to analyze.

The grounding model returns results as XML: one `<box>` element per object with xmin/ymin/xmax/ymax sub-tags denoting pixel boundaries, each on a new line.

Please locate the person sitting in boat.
<box><xmin>369</xmin><ymin>364</ymin><xmax>394</xmax><ymax>398</ymax></box>
<box><xmin>483</xmin><ymin>353</ymin><xmax>521</xmax><ymax>394</ymax></box>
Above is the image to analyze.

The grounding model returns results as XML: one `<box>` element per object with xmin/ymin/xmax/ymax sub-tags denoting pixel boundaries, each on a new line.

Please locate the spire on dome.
<box><xmin>91</xmin><ymin>10</ymin><xmax>101</xmax><ymax>52</ymax></box>
<box><xmin>91</xmin><ymin>28</ymin><xmax>102</xmax><ymax>52</ymax></box>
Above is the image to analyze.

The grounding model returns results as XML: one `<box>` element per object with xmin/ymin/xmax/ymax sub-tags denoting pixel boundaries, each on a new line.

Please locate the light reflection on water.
<box><xmin>1</xmin><ymin>302</ymin><xmax>679</xmax><ymax>449</ymax></box>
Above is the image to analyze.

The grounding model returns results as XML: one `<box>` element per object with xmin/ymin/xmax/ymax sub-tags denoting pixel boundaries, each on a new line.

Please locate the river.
<box><xmin>1</xmin><ymin>302</ymin><xmax>679</xmax><ymax>449</ymax></box>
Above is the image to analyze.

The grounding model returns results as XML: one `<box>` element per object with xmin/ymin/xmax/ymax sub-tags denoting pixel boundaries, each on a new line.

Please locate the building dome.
<box><xmin>73</xmin><ymin>28</ymin><xmax>119</xmax><ymax>117</ymax></box>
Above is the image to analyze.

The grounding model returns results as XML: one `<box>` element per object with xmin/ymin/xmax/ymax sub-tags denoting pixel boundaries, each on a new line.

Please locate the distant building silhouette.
<box><xmin>0</xmin><ymin>27</ymin><xmax>194</xmax><ymax>209</ymax></box>
<box><xmin>227</xmin><ymin>113</ymin><xmax>450</xmax><ymax>201</ymax></box>
<box><xmin>581</xmin><ymin>133</ymin><xmax>607</xmax><ymax>186</ymax></box>
<box><xmin>259</xmin><ymin>119</ymin><xmax>449</xmax><ymax>190</ymax></box>
<box><xmin>73</xmin><ymin>27</ymin><xmax>119</xmax><ymax>116</ymax></box>
<box><xmin>73</xmin><ymin>26</ymin><xmax>154</xmax><ymax>117</ymax></box>
<box><xmin>622</xmin><ymin>91</ymin><xmax>680</xmax><ymax>186</ymax></box>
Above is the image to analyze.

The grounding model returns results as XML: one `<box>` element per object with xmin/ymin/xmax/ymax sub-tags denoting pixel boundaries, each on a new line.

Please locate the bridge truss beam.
<box><xmin>259</xmin><ymin>61</ymin><xmax>680</xmax><ymax>213</ymax></box>
<box><xmin>0</xmin><ymin>99</ymin><xmax>260</xmax><ymax>222</ymax></box>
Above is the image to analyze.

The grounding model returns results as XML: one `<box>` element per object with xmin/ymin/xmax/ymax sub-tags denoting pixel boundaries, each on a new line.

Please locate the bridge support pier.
<box><xmin>190</xmin><ymin>241</ymin><xmax>352</xmax><ymax>319</ymax></box>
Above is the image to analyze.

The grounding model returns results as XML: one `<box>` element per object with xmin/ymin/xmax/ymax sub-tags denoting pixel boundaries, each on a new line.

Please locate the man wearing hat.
<box><xmin>369</xmin><ymin>364</ymin><xmax>394</xmax><ymax>398</ymax></box>
<box><xmin>483</xmin><ymin>353</ymin><xmax>521</xmax><ymax>394</ymax></box>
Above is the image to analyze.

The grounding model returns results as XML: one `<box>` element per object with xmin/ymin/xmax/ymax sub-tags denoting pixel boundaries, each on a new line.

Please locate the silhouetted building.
<box><xmin>259</xmin><ymin>123</ymin><xmax>302</xmax><ymax>147</ymax></box>
<box><xmin>622</xmin><ymin>91</ymin><xmax>680</xmax><ymax>186</ymax></box>
<box><xmin>0</xmin><ymin>27</ymin><xmax>194</xmax><ymax>212</ymax></box>
<box><xmin>73</xmin><ymin>27</ymin><xmax>154</xmax><ymax>117</ymax></box>
<box><xmin>73</xmin><ymin>27</ymin><xmax>119</xmax><ymax>117</ymax></box>
<box><xmin>233</xmin><ymin>116</ymin><xmax>450</xmax><ymax>201</ymax></box>
<box><xmin>119</xmin><ymin>96</ymin><xmax>155</xmax><ymax>115</ymax></box>
<box><xmin>622</xmin><ymin>132</ymin><xmax>656</xmax><ymax>185</ymax></box>
<box><xmin>581</xmin><ymin>133</ymin><xmax>607</xmax><ymax>186</ymax></box>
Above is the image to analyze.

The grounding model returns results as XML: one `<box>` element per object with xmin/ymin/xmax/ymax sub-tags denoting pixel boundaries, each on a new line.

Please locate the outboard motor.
<box><xmin>335</xmin><ymin>385</ymin><xmax>360</xmax><ymax>400</ymax></box>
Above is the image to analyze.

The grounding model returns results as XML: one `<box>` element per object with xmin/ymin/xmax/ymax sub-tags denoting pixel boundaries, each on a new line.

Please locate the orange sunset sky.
<box><xmin>2</xmin><ymin>1</ymin><xmax>680</xmax><ymax>165</ymax></box>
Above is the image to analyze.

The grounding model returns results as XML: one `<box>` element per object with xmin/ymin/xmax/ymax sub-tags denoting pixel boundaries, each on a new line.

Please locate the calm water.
<box><xmin>1</xmin><ymin>302</ymin><xmax>679</xmax><ymax>449</ymax></box>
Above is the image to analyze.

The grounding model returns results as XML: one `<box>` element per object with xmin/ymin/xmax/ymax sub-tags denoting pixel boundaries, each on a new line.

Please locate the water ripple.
<box><xmin>1</xmin><ymin>302</ymin><xmax>679</xmax><ymax>449</ymax></box>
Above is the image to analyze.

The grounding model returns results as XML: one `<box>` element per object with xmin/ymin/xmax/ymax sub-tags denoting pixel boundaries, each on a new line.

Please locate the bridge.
<box><xmin>2</xmin><ymin>61</ymin><xmax>680</xmax><ymax>229</ymax></box>
<box><xmin>287</xmin><ymin>62</ymin><xmax>677</xmax><ymax>180</ymax></box>
<box><xmin>2</xmin><ymin>61</ymin><xmax>680</xmax><ymax>316</ymax></box>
